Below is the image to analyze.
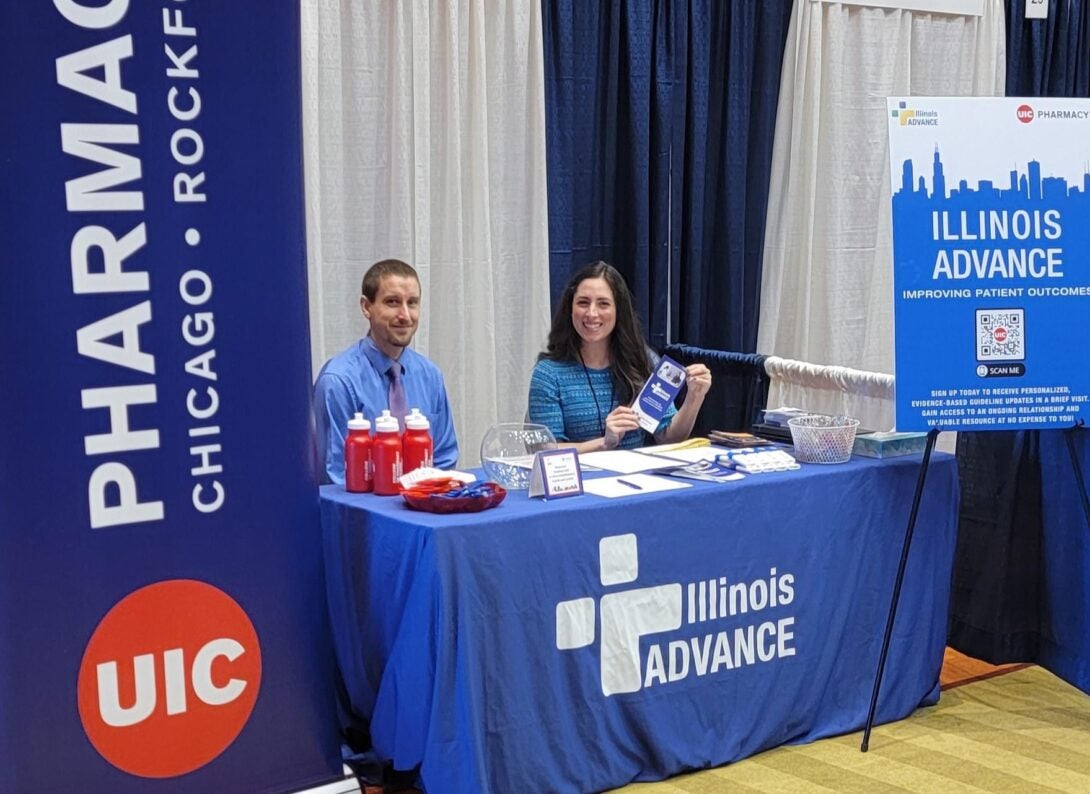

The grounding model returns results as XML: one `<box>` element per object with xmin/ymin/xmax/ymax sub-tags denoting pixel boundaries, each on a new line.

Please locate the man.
<box><xmin>314</xmin><ymin>259</ymin><xmax>459</xmax><ymax>484</ymax></box>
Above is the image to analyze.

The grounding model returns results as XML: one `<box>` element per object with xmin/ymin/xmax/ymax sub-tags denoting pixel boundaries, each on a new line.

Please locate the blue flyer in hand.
<box><xmin>633</xmin><ymin>355</ymin><xmax>686</xmax><ymax>433</ymax></box>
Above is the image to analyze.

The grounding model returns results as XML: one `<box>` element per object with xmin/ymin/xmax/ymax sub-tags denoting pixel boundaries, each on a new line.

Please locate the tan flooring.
<box><xmin>613</xmin><ymin>662</ymin><xmax>1090</xmax><ymax>793</ymax></box>
<box><xmin>362</xmin><ymin>649</ymin><xmax>1022</xmax><ymax>793</ymax></box>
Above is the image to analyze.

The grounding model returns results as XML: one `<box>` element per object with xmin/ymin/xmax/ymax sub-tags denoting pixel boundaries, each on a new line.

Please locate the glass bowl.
<box><xmin>479</xmin><ymin>422</ymin><xmax>557</xmax><ymax>490</ymax></box>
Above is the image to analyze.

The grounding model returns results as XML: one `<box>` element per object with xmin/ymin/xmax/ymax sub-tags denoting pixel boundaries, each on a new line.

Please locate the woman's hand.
<box><xmin>684</xmin><ymin>364</ymin><xmax>712</xmax><ymax>401</ymax></box>
<box><xmin>603</xmin><ymin>405</ymin><xmax>641</xmax><ymax>449</ymax></box>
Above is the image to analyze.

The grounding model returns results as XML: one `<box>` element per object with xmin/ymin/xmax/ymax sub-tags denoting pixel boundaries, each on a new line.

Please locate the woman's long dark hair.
<box><xmin>539</xmin><ymin>261</ymin><xmax>652</xmax><ymax>404</ymax></box>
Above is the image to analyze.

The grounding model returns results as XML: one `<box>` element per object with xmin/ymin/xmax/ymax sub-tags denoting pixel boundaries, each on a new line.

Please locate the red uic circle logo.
<box><xmin>1017</xmin><ymin>104</ymin><xmax>1034</xmax><ymax>123</ymax></box>
<box><xmin>993</xmin><ymin>327</ymin><xmax>1008</xmax><ymax>343</ymax></box>
<box><xmin>77</xmin><ymin>580</ymin><xmax>262</xmax><ymax>778</ymax></box>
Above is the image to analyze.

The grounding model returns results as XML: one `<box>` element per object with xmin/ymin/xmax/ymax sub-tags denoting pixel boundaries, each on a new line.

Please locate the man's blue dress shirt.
<box><xmin>314</xmin><ymin>336</ymin><xmax>459</xmax><ymax>483</ymax></box>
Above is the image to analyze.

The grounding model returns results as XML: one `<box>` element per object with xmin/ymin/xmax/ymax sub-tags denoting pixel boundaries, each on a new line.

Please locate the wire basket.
<box><xmin>787</xmin><ymin>415</ymin><xmax>860</xmax><ymax>464</ymax></box>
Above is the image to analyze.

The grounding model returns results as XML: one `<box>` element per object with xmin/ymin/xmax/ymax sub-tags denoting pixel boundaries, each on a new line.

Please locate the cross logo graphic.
<box><xmin>555</xmin><ymin>534</ymin><xmax>682</xmax><ymax>696</ymax></box>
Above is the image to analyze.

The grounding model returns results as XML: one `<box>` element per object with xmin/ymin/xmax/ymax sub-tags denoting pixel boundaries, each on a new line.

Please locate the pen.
<box><xmin>617</xmin><ymin>478</ymin><xmax>643</xmax><ymax>490</ymax></box>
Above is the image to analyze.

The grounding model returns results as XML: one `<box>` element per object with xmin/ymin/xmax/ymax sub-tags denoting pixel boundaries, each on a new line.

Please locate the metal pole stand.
<box><xmin>861</xmin><ymin>427</ymin><xmax>941</xmax><ymax>752</ymax></box>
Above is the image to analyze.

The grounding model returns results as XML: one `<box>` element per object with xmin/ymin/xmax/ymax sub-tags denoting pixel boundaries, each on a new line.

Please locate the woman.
<box><xmin>528</xmin><ymin>261</ymin><xmax>711</xmax><ymax>452</ymax></box>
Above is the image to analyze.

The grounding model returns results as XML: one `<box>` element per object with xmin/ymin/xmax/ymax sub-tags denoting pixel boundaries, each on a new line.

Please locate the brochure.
<box><xmin>633</xmin><ymin>355</ymin><xmax>687</xmax><ymax>433</ymax></box>
<box><xmin>662</xmin><ymin>459</ymin><xmax>745</xmax><ymax>483</ymax></box>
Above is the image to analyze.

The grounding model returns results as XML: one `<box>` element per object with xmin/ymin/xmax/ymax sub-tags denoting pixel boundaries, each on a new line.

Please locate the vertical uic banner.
<box><xmin>0</xmin><ymin>2</ymin><xmax>341</xmax><ymax>792</ymax></box>
<box><xmin>887</xmin><ymin>97</ymin><xmax>1090</xmax><ymax>432</ymax></box>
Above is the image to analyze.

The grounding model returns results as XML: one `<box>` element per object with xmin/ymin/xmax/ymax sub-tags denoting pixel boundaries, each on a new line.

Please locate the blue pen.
<box><xmin>617</xmin><ymin>478</ymin><xmax>643</xmax><ymax>491</ymax></box>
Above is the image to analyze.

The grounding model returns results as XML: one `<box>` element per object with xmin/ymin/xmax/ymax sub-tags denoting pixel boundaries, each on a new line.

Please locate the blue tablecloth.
<box><xmin>1040</xmin><ymin>429</ymin><xmax>1090</xmax><ymax>692</ymax></box>
<box><xmin>321</xmin><ymin>452</ymin><xmax>959</xmax><ymax>794</ymax></box>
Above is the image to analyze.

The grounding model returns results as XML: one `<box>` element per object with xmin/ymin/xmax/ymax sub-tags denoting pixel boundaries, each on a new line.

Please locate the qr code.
<box><xmin>976</xmin><ymin>308</ymin><xmax>1024</xmax><ymax>361</ymax></box>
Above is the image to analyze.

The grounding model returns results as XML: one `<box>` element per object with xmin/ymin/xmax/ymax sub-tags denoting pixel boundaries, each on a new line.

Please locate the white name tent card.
<box><xmin>528</xmin><ymin>448</ymin><xmax>584</xmax><ymax>499</ymax></box>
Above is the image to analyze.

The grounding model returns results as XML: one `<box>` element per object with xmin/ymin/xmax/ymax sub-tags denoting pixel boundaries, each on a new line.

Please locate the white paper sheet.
<box><xmin>578</xmin><ymin>450</ymin><xmax>680</xmax><ymax>474</ymax></box>
<box><xmin>582</xmin><ymin>474</ymin><xmax>692</xmax><ymax>498</ymax></box>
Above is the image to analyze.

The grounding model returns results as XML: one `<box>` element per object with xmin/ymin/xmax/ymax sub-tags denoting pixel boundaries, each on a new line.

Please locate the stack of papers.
<box><xmin>708</xmin><ymin>430</ymin><xmax>775</xmax><ymax>448</ymax></box>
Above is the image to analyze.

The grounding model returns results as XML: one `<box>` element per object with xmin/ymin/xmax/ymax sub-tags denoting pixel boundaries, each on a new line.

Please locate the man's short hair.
<box><xmin>361</xmin><ymin>259</ymin><xmax>419</xmax><ymax>301</ymax></box>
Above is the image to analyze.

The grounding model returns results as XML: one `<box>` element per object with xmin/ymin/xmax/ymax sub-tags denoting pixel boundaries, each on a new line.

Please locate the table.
<box><xmin>321</xmin><ymin>453</ymin><xmax>959</xmax><ymax>794</ymax></box>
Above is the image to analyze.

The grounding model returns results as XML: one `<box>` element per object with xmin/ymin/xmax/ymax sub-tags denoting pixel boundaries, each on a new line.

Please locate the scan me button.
<box><xmin>976</xmin><ymin>363</ymin><xmax>1026</xmax><ymax>378</ymax></box>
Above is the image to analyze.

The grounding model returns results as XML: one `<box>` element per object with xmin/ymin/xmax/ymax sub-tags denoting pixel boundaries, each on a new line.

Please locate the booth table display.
<box><xmin>320</xmin><ymin>453</ymin><xmax>959</xmax><ymax>794</ymax></box>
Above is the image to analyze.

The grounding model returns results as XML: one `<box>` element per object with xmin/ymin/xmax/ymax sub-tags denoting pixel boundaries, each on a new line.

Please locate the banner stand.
<box><xmin>860</xmin><ymin>427</ymin><xmax>941</xmax><ymax>752</ymax></box>
<box><xmin>861</xmin><ymin>423</ymin><xmax>1090</xmax><ymax>752</ymax></box>
<box><xmin>874</xmin><ymin>94</ymin><xmax>1090</xmax><ymax>752</ymax></box>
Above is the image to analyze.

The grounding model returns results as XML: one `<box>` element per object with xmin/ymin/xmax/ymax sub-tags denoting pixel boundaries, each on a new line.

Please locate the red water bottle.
<box><xmin>402</xmin><ymin>408</ymin><xmax>434</xmax><ymax>474</ymax></box>
<box><xmin>344</xmin><ymin>412</ymin><xmax>373</xmax><ymax>493</ymax></box>
<box><xmin>372</xmin><ymin>410</ymin><xmax>403</xmax><ymax>496</ymax></box>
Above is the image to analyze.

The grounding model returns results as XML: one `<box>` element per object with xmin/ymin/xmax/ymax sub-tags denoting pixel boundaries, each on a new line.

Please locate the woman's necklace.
<box><xmin>577</xmin><ymin>350</ymin><xmax>614</xmax><ymax>437</ymax></box>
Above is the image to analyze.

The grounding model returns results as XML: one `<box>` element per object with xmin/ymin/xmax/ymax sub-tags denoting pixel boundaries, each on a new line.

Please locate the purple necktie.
<box><xmin>387</xmin><ymin>361</ymin><xmax>408</xmax><ymax>423</ymax></box>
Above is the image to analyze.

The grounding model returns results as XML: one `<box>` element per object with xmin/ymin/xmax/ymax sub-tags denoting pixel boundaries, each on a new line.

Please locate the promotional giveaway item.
<box><xmin>401</xmin><ymin>477</ymin><xmax>507</xmax><ymax>513</ymax></box>
<box><xmin>717</xmin><ymin>448</ymin><xmax>800</xmax><ymax>474</ymax></box>
<box><xmin>400</xmin><ymin>467</ymin><xmax>476</xmax><ymax>488</ymax></box>
<box><xmin>373</xmin><ymin>411</ymin><xmax>403</xmax><ymax>495</ymax></box>
<box><xmin>345</xmin><ymin>412</ymin><xmax>373</xmax><ymax>493</ymax></box>
<box><xmin>528</xmin><ymin>448</ymin><xmax>583</xmax><ymax>499</ymax></box>
<box><xmin>403</xmin><ymin>408</ymin><xmax>434</xmax><ymax>474</ymax></box>
<box><xmin>633</xmin><ymin>355</ymin><xmax>687</xmax><ymax>433</ymax></box>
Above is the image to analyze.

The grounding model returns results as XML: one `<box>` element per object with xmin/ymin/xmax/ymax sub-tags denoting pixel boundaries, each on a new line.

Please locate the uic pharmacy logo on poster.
<box><xmin>555</xmin><ymin>534</ymin><xmax>797</xmax><ymax>696</ymax></box>
<box><xmin>77</xmin><ymin>580</ymin><xmax>262</xmax><ymax>778</ymax></box>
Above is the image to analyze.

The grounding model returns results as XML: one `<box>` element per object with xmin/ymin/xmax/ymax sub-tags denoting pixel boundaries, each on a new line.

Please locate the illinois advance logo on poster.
<box><xmin>891</xmin><ymin>100</ymin><xmax>939</xmax><ymax>127</ymax></box>
<box><xmin>77</xmin><ymin>580</ymin><xmax>262</xmax><ymax>778</ymax></box>
<box><xmin>555</xmin><ymin>534</ymin><xmax>797</xmax><ymax>696</ymax></box>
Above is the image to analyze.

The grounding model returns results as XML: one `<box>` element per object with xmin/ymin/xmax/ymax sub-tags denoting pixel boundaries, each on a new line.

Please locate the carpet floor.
<box><xmin>610</xmin><ymin>665</ymin><xmax>1090</xmax><ymax>793</ymax></box>
<box><xmin>358</xmin><ymin>653</ymin><xmax>1082</xmax><ymax>793</ymax></box>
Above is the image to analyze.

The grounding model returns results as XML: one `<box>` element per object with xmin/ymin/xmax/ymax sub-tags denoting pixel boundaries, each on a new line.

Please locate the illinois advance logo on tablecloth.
<box><xmin>555</xmin><ymin>534</ymin><xmax>797</xmax><ymax>696</ymax></box>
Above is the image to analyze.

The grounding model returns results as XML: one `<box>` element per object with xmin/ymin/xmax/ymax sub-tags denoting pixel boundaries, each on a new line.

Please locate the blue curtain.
<box><xmin>668</xmin><ymin>2</ymin><xmax>790</xmax><ymax>352</ymax></box>
<box><xmin>1006</xmin><ymin>0</ymin><xmax>1090</xmax><ymax>96</ymax></box>
<box><xmin>663</xmin><ymin>344</ymin><xmax>769</xmax><ymax>434</ymax></box>
<box><xmin>950</xmin><ymin>0</ymin><xmax>1090</xmax><ymax>664</ymax></box>
<box><xmin>541</xmin><ymin>0</ymin><xmax>792</xmax><ymax>352</ymax></box>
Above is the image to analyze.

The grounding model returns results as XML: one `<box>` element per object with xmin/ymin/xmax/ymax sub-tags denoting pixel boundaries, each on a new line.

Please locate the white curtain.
<box><xmin>300</xmin><ymin>0</ymin><xmax>552</xmax><ymax>465</ymax></box>
<box><xmin>757</xmin><ymin>0</ymin><xmax>1005</xmax><ymax>425</ymax></box>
